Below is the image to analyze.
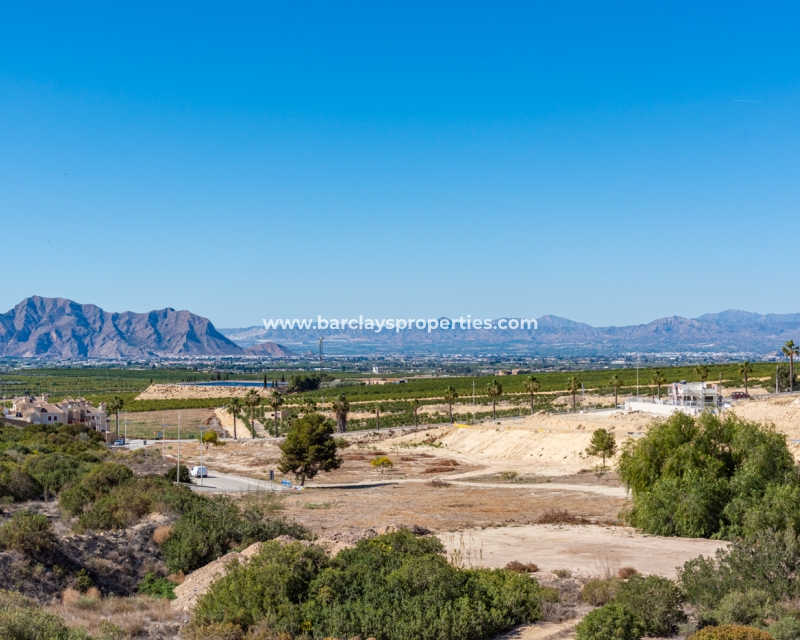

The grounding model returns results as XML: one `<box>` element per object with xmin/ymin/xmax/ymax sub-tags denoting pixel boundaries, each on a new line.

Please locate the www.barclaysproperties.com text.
<box><xmin>262</xmin><ymin>316</ymin><xmax>537</xmax><ymax>333</ymax></box>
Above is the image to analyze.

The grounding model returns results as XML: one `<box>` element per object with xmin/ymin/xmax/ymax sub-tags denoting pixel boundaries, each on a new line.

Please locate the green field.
<box><xmin>0</xmin><ymin>362</ymin><xmax>778</xmax><ymax>415</ymax></box>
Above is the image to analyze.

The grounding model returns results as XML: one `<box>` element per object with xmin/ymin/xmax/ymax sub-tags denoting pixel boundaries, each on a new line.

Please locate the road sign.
<box><xmin>269</xmin><ymin>470</ymin><xmax>274</xmax><ymax>481</ymax></box>
<box><xmin>281</xmin><ymin>478</ymin><xmax>292</xmax><ymax>487</ymax></box>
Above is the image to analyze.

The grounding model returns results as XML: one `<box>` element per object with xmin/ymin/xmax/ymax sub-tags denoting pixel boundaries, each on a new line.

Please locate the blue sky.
<box><xmin>2</xmin><ymin>2</ymin><xmax>799</xmax><ymax>328</ymax></box>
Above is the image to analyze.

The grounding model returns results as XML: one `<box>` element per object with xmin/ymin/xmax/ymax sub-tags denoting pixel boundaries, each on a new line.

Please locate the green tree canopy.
<box><xmin>278</xmin><ymin>413</ymin><xmax>341</xmax><ymax>486</ymax></box>
<box><xmin>586</xmin><ymin>428</ymin><xmax>617</xmax><ymax>467</ymax></box>
<box><xmin>618</xmin><ymin>412</ymin><xmax>800</xmax><ymax>539</ymax></box>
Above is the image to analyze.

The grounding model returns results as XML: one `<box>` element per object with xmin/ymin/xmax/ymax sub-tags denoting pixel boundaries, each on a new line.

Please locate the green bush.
<box><xmin>74</xmin><ymin>475</ymin><xmax>200</xmax><ymax>532</ymax></box>
<box><xmin>59</xmin><ymin>462</ymin><xmax>133</xmax><ymax>516</ymax></box>
<box><xmin>768</xmin><ymin>616</ymin><xmax>800</xmax><ymax>640</ymax></box>
<box><xmin>714</xmin><ymin>589</ymin><xmax>773</xmax><ymax>627</ymax></box>
<box><xmin>0</xmin><ymin>510</ymin><xmax>57</xmax><ymax>554</ymax></box>
<box><xmin>137</xmin><ymin>573</ymin><xmax>177</xmax><ymax>599</ymax></box>
<box><xmin>23</xmin><ymin>453</ymin><xmax>95</xmax><ymax>496</ymax></box>
<box><xmin>613</xmin><ymin>574</ymin><xmax>686</xmax><ymax>636</ymax></box>
<box><xmin>0</xmin><ymin>461</ymin><xmax>42</xmax><ymax>502</ymax></box>
<box><xmin>0</xmin><ymin>589</ymin><xmax>91</xmax><ymax>640</ymax></box>
<box><xmin>618</xmin><ymin>413</ymin><xmax>800</xmax><ymax>539</ymax></box>
<box><xmin>164</xmin><ymin>464</ymin><xmax>191</xmax><ymax>484</ymax></box>
<box><xmin>161</xmin><ymin>493</ymin><xmax>309</xmax><ymax>574</ymax></box>
<box><xmin>576</xmin><ymin>603</ymin><xmax>645</xmax><ymax>640</ymax></box>
<box><xmin>679</xmin><ymin>529</ymin><xmax>800</xmax><ymax>614</ymax></box>
<box><xmin>582</xmin><ymin>578</ymin><xmax>619</xmax><ymax>605</ymax></box>
<box><xmin>690</xmin><ymin>625</ymin><xmax>773</xmax><ymax>640</ymax></box>
<box><xmin>192</xmin><ymin>530</ymin><xmax>546</xmax><ymax>640</ymax></box>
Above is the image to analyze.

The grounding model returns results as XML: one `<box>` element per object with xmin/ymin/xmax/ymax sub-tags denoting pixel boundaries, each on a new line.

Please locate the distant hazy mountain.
<box><xmin>0</xmin><ymin>296</ymin><xmax>243</xmax><ymax>358</ymax></box>
<box><xmin>220</xmin><ymin>309</ymin><xmax>800</xmax><ymax>356</ymax></box>
<box><xmin>243</xmin><ymin>342</ymin><xmax>298</xmax><ymax>357</ymax></box>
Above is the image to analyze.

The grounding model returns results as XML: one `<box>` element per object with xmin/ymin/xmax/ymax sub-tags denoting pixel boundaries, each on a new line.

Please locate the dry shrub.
<box><xmin>435</xmin><ymin>459</ymin><xmax>460</xmax><ymax>467</ymax></box>
<box><xmin>182</xmin><ymin>621</ymin><xmax>245</xmax><ymax>640</ymax></box>
<box><xmin>168</xmin><ymin>571</ymin><xmax>186</xmax><ymax>584</ymax></box>
<box><xmin>582</xmin><ymin>578</ymin><xmax>620</xmax><ymax>605</ymax></box>
<box><xmin>618</xmin><ymin>566</ymin><xmax>639</xmax><ymax>579</ymax></box>
<box><xmin>85</xmin><ymin>587</ymin><xmax>100</xmax><ymax>599</ymax></box>
<box><xmin>422</xmin><ymin>466</ymin><xmax>458</xmax><ymax>474</ymax></box>
<box><xmin>61</xmin><ymin>588</ymin><xmax>81</xmax><ymax>604</ymax></box>
<box><xmin>689</xmin><ymin>625</ymin><xmax>773</xmax><ymax>640</ymax></box>
<box><xmin>505</xmin><ymin>561</ymin><xmax>539</xmax><ymax>573</ymax></box>
<box><xmin>427</xmin><ymin>479</ymin><xmax>451</xmax><ymax>488</ymax></box>
<box><xmin>536</xmin><ymin>509</ymin><xmax>590</xmax><ymax>525</ymax></box>
<box><xmin>416</xmin><ymin>453</ymin><xmax>435</xmax><ymax>458</ymax></box>
<box><xmin>553</xmin><ymin>569</ymin><xmax>573</xmax><ymax>578</ymax></box>
<box><xmin>49</xmin><ymin>594</ymin><xmax>183</xmax><ymax>638</ymax></box>
<box><xmin>153</xmin><ymin>525</ymin><xmax>173</xmax><ymax>544</ymax></box>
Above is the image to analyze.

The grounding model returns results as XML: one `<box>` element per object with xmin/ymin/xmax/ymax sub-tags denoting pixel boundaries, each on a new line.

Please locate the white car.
<box><xmin>190</xmin><ymin>466</ymin><xmax>208</xmax><ymax>478</ymax></box>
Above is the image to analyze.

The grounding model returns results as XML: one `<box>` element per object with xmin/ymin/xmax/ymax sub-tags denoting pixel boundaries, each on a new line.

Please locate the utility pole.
<box><xmin>199</xmin><ymin>422</ymin><xmax>204</xmax><ymax>488</ymax></box>
<box><xmin>177</xmin><ymin>411</ymin><xmax>181</xmax><ymax>484</ymax></box>
<box><xmin>319</xmin><ymin>337</ymin><xmax>324</xmax><ymax>370</ymax></box>
<box><xmin>636</xmin><ymin>360</ymin><xmax>640</xmax><ymax>397</ymax></box>
<box><xmin>776</xmin><ymin>365</ymin><xmax>780</xmax><ymax>395</ymax></box>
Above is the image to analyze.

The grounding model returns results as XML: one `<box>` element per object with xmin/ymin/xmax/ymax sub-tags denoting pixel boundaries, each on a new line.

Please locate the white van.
<box><xmin>190</xmin><ymin>466</ymin><xmax>208</xmax><ymax>478</ymax></box>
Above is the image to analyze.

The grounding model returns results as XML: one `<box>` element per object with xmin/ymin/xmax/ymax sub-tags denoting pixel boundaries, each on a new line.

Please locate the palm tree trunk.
<box><xmin>792</xmin><ymin>356</ymin><xmax>795</xmax><ymax>392</ymax></box>
<box><xmin>115</xmin><ymin>412</ymin><xmax>120</xmax><ymax>436</ymax></box>
<box><xmin>492</xmin><ymin>398</ymin><xmax>496</xmax><ymax>419</ymax></box>
<box><xmin>449</xmin><ymin>403</ymin><xmax>453</xmax><ymax>423</ymax></box>
<box><xmin>530</xmin><ymin>395</ymin><xmax>534</xmax><ymax>415</ymax></box>
<box><xmin>744</xmin><ymin>375</ymin><xmax>748</xmax><ymax>394</ymax></box>
<box><xmin>233</xmin><ymin>415</ymin><xmax>237</xmax><ymax>439</ymax></box>
<box><xmin>573</xmin><ymin>391</ymin><xmax>577</xmax><ymax>412</ymax></box>
<box><xmin>614</xmin><ymin>388</ymin><xmax>618</xmax><ymax>406</ymax></box>
<box><xmin>414</xmin><ymin>409</ymin><xmax>418</xmax><ymax>427</ymax></box>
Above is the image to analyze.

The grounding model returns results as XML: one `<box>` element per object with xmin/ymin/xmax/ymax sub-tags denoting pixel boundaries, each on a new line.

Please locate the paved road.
<box><xmin>188</xmin><ymin>471</ymin><xmax>294</xmax><ymax>493</ymax></box>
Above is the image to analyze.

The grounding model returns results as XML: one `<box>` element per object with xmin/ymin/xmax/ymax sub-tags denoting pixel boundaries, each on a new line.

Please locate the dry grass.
<box><xmin>618</xmin><ymin>566</ymin><xmax>639</xmax><ymax>579</ymax></box>
<box><xmin>504</xmin><ymin>560</ymin><xmax>539</xmax><ymax>573</ymax></box>
<box><xmin>535</xmin><ymin>509</ymin><xmax>591</xmax><ymax>525</ymax></box>
<box><xmin>153</xmin><ymin>525</ymin><xmax>173</xmax><ymax>544</ymax></box>
<box><xmin>427</xmin><ymin>479</ymin><xmax>452</xmax><ymax>488</ymax></box>
<box><xmin>48</xmin><ymin>595</ymin><xmax>185</xmax><ymax>638</ymax></box>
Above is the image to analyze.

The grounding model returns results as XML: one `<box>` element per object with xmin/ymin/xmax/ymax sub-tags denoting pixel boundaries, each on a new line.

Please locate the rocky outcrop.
<box><xmin>0</xmin><ymin>296</ymin><xmax>242</xmax><ymax>358</ymax></box>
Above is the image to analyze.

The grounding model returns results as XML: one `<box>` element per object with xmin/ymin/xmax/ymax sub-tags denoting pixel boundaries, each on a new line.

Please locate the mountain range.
<box><xmin>220</xmin><ymin>312</ymin><xmax>800</xmax><ymax>356</ymax></box>
<box><xmin>1</xmin><ymin>297</ymin><xmax>798</xmax><ymax>358</ymax></box>
<box><xmin>0</xmin><ymin>297</ymin><xmax>295</xmax><ymax>358</ymax></box>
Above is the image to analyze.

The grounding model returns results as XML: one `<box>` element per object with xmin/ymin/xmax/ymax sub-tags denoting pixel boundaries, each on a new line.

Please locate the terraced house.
<box><xmin>3</xmin><ymin>394</ymin><xmax>108</xmax><ymax>430</ymax></box>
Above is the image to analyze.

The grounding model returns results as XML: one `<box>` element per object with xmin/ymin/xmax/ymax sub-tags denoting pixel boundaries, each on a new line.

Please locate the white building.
<box><xmin>4</xmin><ymin>394</ymin><xmax>109</xmax><ymax>431</ymax></box>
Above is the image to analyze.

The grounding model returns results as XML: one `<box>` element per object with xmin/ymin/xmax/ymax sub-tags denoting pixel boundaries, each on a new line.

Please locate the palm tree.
<box><xmin>609</xmin><ymin>374</ymin><xmax>623</xmax><ymax>407</ymax></box>
<box><xmin>694</xmin><ymin>364</ymin><xmax>710</xmax><ymax>382</ymax></box>
<box><xmin>443</xmin><ymin>386</ymin><xmax>459</xmax><ymax>423</ymax></box>
<box><xmin>783</xmin><ymin>341</ymin><xmax>799</xmax><ymax>392</ymax></box>
<box><xmin>486</xmin><ymin>379</ymin><xmax>502</xmax><ymax>419</ymax></box>
<box><xmin>226</xmin><ymin>397</ymin><xmax>242</xmax><ymax>439</ymax></box>
<box><xmin>651</xmin><ymin>370</ymin><xmax>666</xmax><ymax>399</ymax></box>
<box><xmin>523</xmin><ymin>375</ymin><xmax>540</xmax><ymax>415</ymax></box>
<box><xmin>331</xmin><ymin>394</ymin><xmax>350</xmax><ymax>433</ymax></box>
<box><xmin>302</xmin><ymin>397</ymin><xmax>318</xmax><ymax>414</ymax></box>
<box><xmin>375</xmin><ymin>403</ymin><xmax>386</xmax><ymax>430</ymax></box>
<box><xmin>268</xmin><ymin>391</ymin><xmax>284</xmax><ymax>437</ymax></box>
<box><xmin>410</xmin><ymin>398</ymin><xmax>421</xmax><ymax>427</ymax></box>
<box><xmin>244</xmin><ymin>389</ymin><xmax>262</xmax><ymax>438</ymax></box>
<box><xmin>566</xmin><ymin>377</ymin><xmax>580</xmax><ymax>413</ymax></box>
<box><xmin>107</xmin><ymin>396</ymin><xmax>124</xmax><ymax>436</ymax></box>
<box><xmin>739</xmin><ymin>361</ymin><xmax>753</xmax><ymax>394</ymax></box>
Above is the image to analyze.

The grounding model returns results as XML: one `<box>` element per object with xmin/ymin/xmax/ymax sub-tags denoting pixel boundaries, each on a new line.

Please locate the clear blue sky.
<box><xmin>2</xmin><ymin>2</ymin><xmax>799</xmax><ymax>328</ymax></box>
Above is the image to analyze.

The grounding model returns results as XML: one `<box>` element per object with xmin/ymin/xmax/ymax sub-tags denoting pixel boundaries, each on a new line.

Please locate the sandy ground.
<box><xmin>111</xmin><ymin>408</ymin><xmax>216</xmax><ymax>439</ymax></box>
<box><xmin>731</xmin><ymin>394</ymin><xmax>800</xmax><ymax>439</ymax></box>
<box><xmin>438</xmin><ymin>524</ymin><xmax>725</xmax><ymax>579</ymax></box>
